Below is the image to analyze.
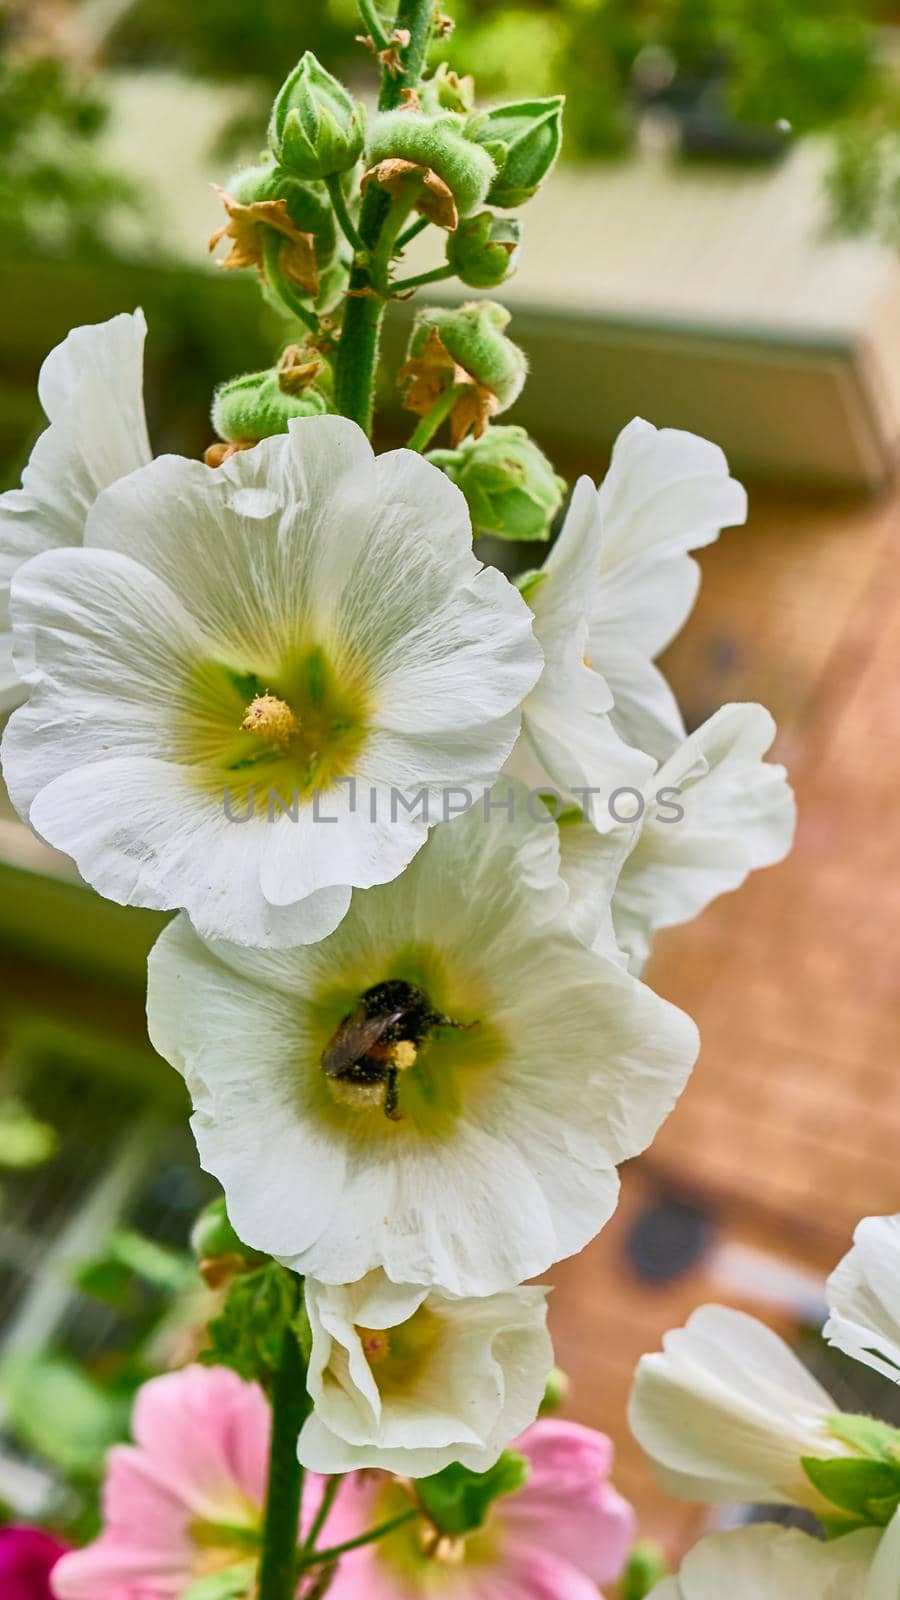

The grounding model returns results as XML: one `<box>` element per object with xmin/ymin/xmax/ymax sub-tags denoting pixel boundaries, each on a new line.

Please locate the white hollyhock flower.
<box><xmin>2</xmin><ymin>417</ymin><xmax>541</xmax><ymax>948</ymax></box>
<box><xmin>584</xmin><ymin>417</ymin><xmax>747</xmax><ymax>761</ymax></box>
<box><xmin>556</xmin><ymin>703</ymin><xmax>794</xmax><ymax>972</ymax></box>
<box><xmin>511</xmin><ymin>475</ymin><xmax>655</xmax><ymax>827</ymax></box>
<box><xmin>650</xmin><ymin>1522</ymin><xmax>885</xmax><ymax>1600</ymax></box>
<box><xmin>628</xmin><ymin>1304</ymin><xmax>853</xmax><ymax>1512</ymax></box>
<box><xmin>825</xmin><ymin>1215</ymin><xmax>900</xmax><ymax>1385</ymax></box>
<box><xmin>298</xmin><ymin>1270</ymin><xmax>551</xmax><ymax>1476</ymax></box>
<box><xmin>146</xmin><ymin>784</ymin><xmax>699</xmax><ymax>1295</ymax></box>
<box><xmin>0</xmin><ymin>311</ymin><xmax>151</xmax><ymax>711</ymax></box>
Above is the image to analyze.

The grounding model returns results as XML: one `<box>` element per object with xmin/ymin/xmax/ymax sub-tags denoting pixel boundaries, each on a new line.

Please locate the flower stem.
<box><xmin>325</xmin><ymin>176</ymin><xmax>364</xmax><ymax>254</ymax></box>
<box><xmin>407</xmin><ymin>384</ymin><xmax>459</xmax><ymax>452</ymax></box>
<box><xmin>298</xmin><ymin>1508</ymin><xmax>420</xmax><ymax>1571</ymax></box>
<box><xmin>391</xmin><ymin>264</ymin><xmax>454</xmax><ymax>295</ymax></box>
<box><xmin>258</xmin><ymin>1301</ymin><xmax>311</xmax><ymax>1600</ymax></box>
<box><xmin>358</xmin><ymin>0</ymin><xmax>392</xmax><ymax>50</ymax></box>
<box><xmin>334</xmin><ymin>0</ymin><xmax>436</xmax><ymax>434</ymax></box>
<box><xmin>303</xmin><ymin>1475</ymin><xmax>344</xmax><ymax>1554</ymax></box>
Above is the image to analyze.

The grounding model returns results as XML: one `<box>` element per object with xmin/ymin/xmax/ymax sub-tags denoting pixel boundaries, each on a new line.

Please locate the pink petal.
<box><xmin>501</xmin><ymin>1420</ymin><xmax>637</xmax><ymax>1585</ymax></box>
<box><xmin>129</xmin><ymin>1365</ymin><xmax>270</xmax><ymax>1522</ymax></box>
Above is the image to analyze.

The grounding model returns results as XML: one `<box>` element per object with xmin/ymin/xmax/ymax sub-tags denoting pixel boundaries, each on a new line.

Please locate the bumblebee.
<box><xmin>321</xmin><ymin>979</ymin><xmax>472</xmax><ymax>1120</ymax></box>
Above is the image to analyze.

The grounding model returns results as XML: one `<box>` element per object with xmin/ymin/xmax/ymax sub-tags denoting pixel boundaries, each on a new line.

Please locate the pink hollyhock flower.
<box><xmin>0</xmin><ymin>1527</ymin><xmax>70</xmax><ymax>1600</ymax></box>
<box><xmin>51</xmin><ymin>1363</ymin><xmax>278</xmax><ymax>1599</ymax></box>
<box><xmin>320</xmin><ymin>1419</ymin><xmax>637</xmax><ymax>1600</ymax></box>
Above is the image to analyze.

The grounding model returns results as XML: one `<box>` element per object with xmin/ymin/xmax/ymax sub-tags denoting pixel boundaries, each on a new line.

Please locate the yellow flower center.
<box><xmin>240</xmin><ymin>693</ymin><xmax>300</xmax><ymax>744</ymax></box>
<box><xmin>357</xmin><ymin>1326</ymin><xmax>392</xmax><ymax>1363</ymax></box>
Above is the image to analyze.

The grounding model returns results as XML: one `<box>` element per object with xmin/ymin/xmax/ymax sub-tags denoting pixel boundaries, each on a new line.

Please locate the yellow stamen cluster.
<box><xmin>240</xmin><ymin>694</ymin><xmax>300</xmax><ymax>744</ymax></box>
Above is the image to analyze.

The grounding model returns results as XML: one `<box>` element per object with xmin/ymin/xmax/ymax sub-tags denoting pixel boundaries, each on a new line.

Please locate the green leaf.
<box><xmin>801</xmin><ymin>1454</ymin><xmax>900</xmax><ymax>1519</ymax></box>
<box><xmin>200</xmin><ymin>1262</ymin><xmax>301</xmax><ymax>1384</ymax></box>
<box><xmin>0</xmin><ymin>1096</ymin><xmax>57</xmax><ymax>1170</ymax></box>
<box><xmin>75</xmin><ymin>1229</ymin><xmax>194</xmax><ymax>1306</ymax></box>
<box><xmin>827</xmin><ymin>1412</ymin><xmax>900</xmax><ymax>1462</ymax></box>
<box><xmin>0</xmin><ymin>1351</ymin><xmax>129</xmax><ymax>1477</ymax></box>
<box><xmin>416</xmin><ymin>1449</ymin><xmax>530</xmax><ymax>1537</ymax></box>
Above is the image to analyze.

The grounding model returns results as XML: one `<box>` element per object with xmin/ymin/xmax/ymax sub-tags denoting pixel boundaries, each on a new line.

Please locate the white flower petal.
<box><xmin>4</xmin><ymin>421</ymin><xmax>541</xmax><ymax>947</ymax></box>
<box><xmin>654</xmin><ymin>1524</ymin><xmax>880</xmax><ymax>1600</ymax></box>
<box><xmin>825</xmin><ymin>1215</ymin><xmax>900</xmax><ymax>1385</ymax></box>
<box><xmin>147</xmin><ymin>786</ymin><xmax>698</xmax><ymax>1294</ymax></box>
<box><xmin>299</xmin><ymin>1272</ymin><xmax>551</xmax><ymax>1476</ymax></box>
<box><xmin>629</xmin><ymin>1304</ymin><xmax>846</xmax><ymax>1511</ymax></box>
<box><xmin>0</xmin><ymin>312</ymin><xmax>150</xmax><ymax>705</ymax></box>
<box><xmin>521</xmin><ymin>476</ymin><xmax>655</xmax><ymax>827</ymax></box>
<box><xmin>612</xmin><ymin>703</ymin><xmax>796</xmax><ymax>972</ymax></box>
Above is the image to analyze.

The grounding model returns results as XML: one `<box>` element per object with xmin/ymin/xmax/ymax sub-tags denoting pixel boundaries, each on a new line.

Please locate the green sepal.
<box><xmin>411</xmin><ymin>303</ymin><xmax>526</xmax><ymax>411</ymax></box>
<box><xmin>181</xmin><ymin>1561</ymin><xmax>257</xmax><ymax>1600</ymax></box>
<box><xmin>515</xmin><ymin>567</ymin><xmax>548</xmax><ymax>602</ymax></box>
<box><xmin>470</xmin><ymin>97</ymin><xmax>564</xmax><ymax>208</ymax></box>
<box><xmin>827</xmin><ymin>1412</ymin><xmax>900</xmax><ymax>1462</ymax></box>
<box><xmin>269</xmin><ymin>52</ymin><xmax>365</xmax><ymax>180</ymax></box>
<box><xmin>617</xmin><ymin>1542</ymin><xmax>670</xmax><ymax>1600</ymax></box>
<box><xmin>420</xmin><ymin>63</ymin><xmax>476</xmax><ymax>116</ymax></box>
<box><xmin>230</xmin><ymin>162</ymin><xmax>338</xmax><ymax>267</ymax></box>
<box><xmin>801</xmin><ymin>1453</ymin><xmax>900</xmax><ymax>1521</ymax></box>
<box><xmin>538</xmin><ymin>1365</ymin><xmax>569</xmax><ymax>1415</ymax></box>
<box><xmin>416</xmin><ymin>1449</ymin><xmax>530</xmax><ymax>1535</ymax></box>
<box><xmin>446</xmin><ymin>212</ymin><xmax>522</xmax><ymax>288</ymax></box>
<box><xmin>428</xmin><ymin>424</ymin><xmax>564</xmax><ymax>541</ymax></box>
<box><xmin>366</xmin><ymin>110</ymin><xmax>497</xmax><ymax>218</ymax></box>
<box><xmin>200</xmin><ymin>1261</ymin><xmax>302</xmax><ymax>1384</ymax></box>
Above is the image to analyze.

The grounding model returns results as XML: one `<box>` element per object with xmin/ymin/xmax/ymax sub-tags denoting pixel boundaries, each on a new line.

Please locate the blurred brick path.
<box><xmin>548</xmin><ymin>481</ymin><xmax>900</xmax><ymax>1556</ymax></box>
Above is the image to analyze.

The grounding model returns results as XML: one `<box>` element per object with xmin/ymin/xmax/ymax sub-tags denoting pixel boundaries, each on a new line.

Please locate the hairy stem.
<box><xmin>357</xmin><ymin>0</ymin><xmax>392</xmax><ymax>50</ymax></box>
<box><xmin>258</xmin><ymin>1297</ymin><xmax>311</xmax><ymax>1600</ymax></box>
<box><xmin>391</xmin><ymin>264</ymin><xmax>454</xmax><ymax>295</ymax></box>
<box><xmin>406</xmin><ymin>383</ymin><xmax>459</xmax><ymax>451</ymax></box>
<box><xmin>325</xmin><ymin>176</ymin><xmax>364</xmax><ymax>254</ymax></box>
<box><xmin>334</xmin><ymin>0</ymin><xmax>436</xmax><ymax>432</ymax></box>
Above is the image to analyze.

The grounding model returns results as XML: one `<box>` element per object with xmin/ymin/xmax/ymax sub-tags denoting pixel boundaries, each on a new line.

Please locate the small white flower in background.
<box><xmin>649</xmin><ymin>1521</ymin><xmax>889</xmax><ymax>1600</ymax></box>
<box><xmin>1</xmin><ymin>414</ymin><xmax>542</xmax><ymax>948</ymax></box>
<box><xmin>147</xmin><ymin>783</ymin><xmax>699</xmax><ymax>1296</ymax></box>
<box><xmin>628</xmin><ymin>1304</ymin><xmax>852</xmax><ymax>1512</ymax></box>
<box><xmin>510</xmin><ymin>475</ymin><xmax>655</xmax><ymax>827</ymax></box>
<box><xmin>298</xmin><ymin>1270</ymin><xmax>551</xmax><ymax>1476</ymax></box>
<box><xmin>585</xmin><ymin>417</ymin><xmax>747</xmax><ymax>763</ymax></box>
<box><xmin>558</xmin><ymin>702</ymin><xmax>795</xmax><ymax>973</ymax></box>
<box><xmin>0</xmin><ymin>312</ymin><xmax>150</xmax><ymax>712</ymax></box>
<box><xmin>826</xmin><ymin>1215</ymin><xmax>900</xmax><ymax>1385</ymax></box>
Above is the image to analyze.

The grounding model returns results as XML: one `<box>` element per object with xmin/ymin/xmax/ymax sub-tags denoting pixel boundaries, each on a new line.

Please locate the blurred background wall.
<box><xmin>3</xmin><ymin>0</ymin><xmax>900</xmax><ymax>1557</ymax></box>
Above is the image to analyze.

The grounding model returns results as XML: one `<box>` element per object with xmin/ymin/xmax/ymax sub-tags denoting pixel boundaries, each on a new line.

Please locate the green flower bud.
<box><xmin>618</xmin><ymin>1543</ymin><xmax>670</xmax><ymax>1600</ymax></box>
<box><xmin>428</xmin><ymin>425</ymin><xmax>565</xmax><ymax>541</ymax></box>
<box><xmin>413</xmin><ymin>301</ymin><xmax>527</xmax><ymax>409</ymax></box>
<box><xmin>230</xmin><ymin>161</ymin><xmax>338</xmax><ymax>268</ymax></box>
<box><xmin>366</xmin><ymin>110</ymin><xmax>496</xmax><ymax>218</ymax></box>
<box><xmin>421</xmin><ymin>62</ymin><xmax>476</xmax><ymax>116</ymax></box>
<box><xmin>190</xmin><ymin>1197</ymin><xmax>252</xmax><ymax>1264</ymax></box>
<box><xmin>446</xmin><ymin>212</ymin><xmax>522</xmax><ymax>287</ymax></box>
<box><xmin>269</xmin><ymin>52</ymin><xmax>365</xmax><ymax>180</ymax></box>
<box><xmin>538</xmin><ymin>1364</ymin><xmax>570</xmax><ymax>1414</ymax></box>
<box><xmin>211</xmin><ymin>364</ymin><xmax>330</xmax><ymax>448</ymax></box>
<box><xmin>471</xmin><ymin>96</ymin><xmax>564</xmax><ymax>208</ymax></box>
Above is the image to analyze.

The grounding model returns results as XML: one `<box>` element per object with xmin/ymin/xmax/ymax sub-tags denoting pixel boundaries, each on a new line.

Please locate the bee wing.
<box><xmin>321</xmin><ymin>1008</ymin><xmax>405</xmax><ymax>1078</ymax></box>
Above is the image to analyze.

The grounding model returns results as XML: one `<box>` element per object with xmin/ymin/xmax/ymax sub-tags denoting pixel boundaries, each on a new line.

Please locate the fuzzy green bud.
<box><xmin>618</xmin><ymin>1543</ymin><xmax>670</xmax><ymax>1600</ymax></box>
<box><xmin>428</xmin><ymin>425</ymin><xmax>564</xmax><ymax>541</ymax></box>
<box><xmin>538</xmin><ymin>1364</ymin><xmax>570</xmax><ymax>1415</ymax></box>
<box><xmin>230</xmin><ymin>161</ymin><xmax>337</xmax><ymax>267</ymax></box>
<box><xmin>421</xmin><ymin>62</ymin><xmax>476</xmax><ymax>116</ymax></box>
<box><xmin>211</xmin><ymin>364</ymin><xmax>330</xmax><ymax>446</ymax></box>
<box><xmin>471</xmin><ymin>96</ymin><xmax>564</xmax><ymax>208</ymax></box>
<box><xmin>447</xmin><ymin>212</ymin><xmax>522</xmax><ymax>287</ymax></box>
<box><xmin>269</xmin><ymin>52</ymin><xmax>365</xmax><ymax>180</ymax></box>
<box><xmin>414</xmin><ymin>301</ymin><xmax>527</xmax><ymax>409</ymax></box>
<box><xmin>366</xmin><ymin>110</ymin><xmax>496</xmax><ymax>218</ymax></box>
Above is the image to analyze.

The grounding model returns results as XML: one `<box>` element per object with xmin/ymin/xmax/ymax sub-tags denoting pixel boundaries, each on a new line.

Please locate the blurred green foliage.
<box><xmin>0</xmin><ymin>16</ymin><xmax>136</xmax><ymax>256</ymax></box>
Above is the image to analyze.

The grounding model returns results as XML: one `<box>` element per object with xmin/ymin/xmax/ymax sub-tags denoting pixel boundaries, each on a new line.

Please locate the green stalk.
<box><xmin>325</xmin><ymin>175</ymin><xmax>364</xmax><ymax>254</ymax></box>
<box><xmin>298</xmin><ymin>1508</ymin><xmax>420</xmax><ymax>1572</ymax></box>
<box><xmin>334</xmin><ymin>0</ymin><xmax>436</xmax><ymax>432</ymax></box>
<box><xmin>357</xmin><ymin>0</ymin><xmax>392</xmax><ymax>50</ymax></box>
<box><xmin>391</xmin><ymin>264</ymin><xmax>454</xmax><ymax>295</ymax></box>
<box><xmin>406</xmin><ymin>383</ymin><xmax>459</xmax><ymax>452</ymax></box>
<box><xmin>302</xmin><ymin>1474</ymin><xmax>344</xmax><ymax>1554</ymax></box>
<box><xmin>257</xmin><ymin>1305</ymin><xmax>312</xmax><ymax>1600</ymax></box>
